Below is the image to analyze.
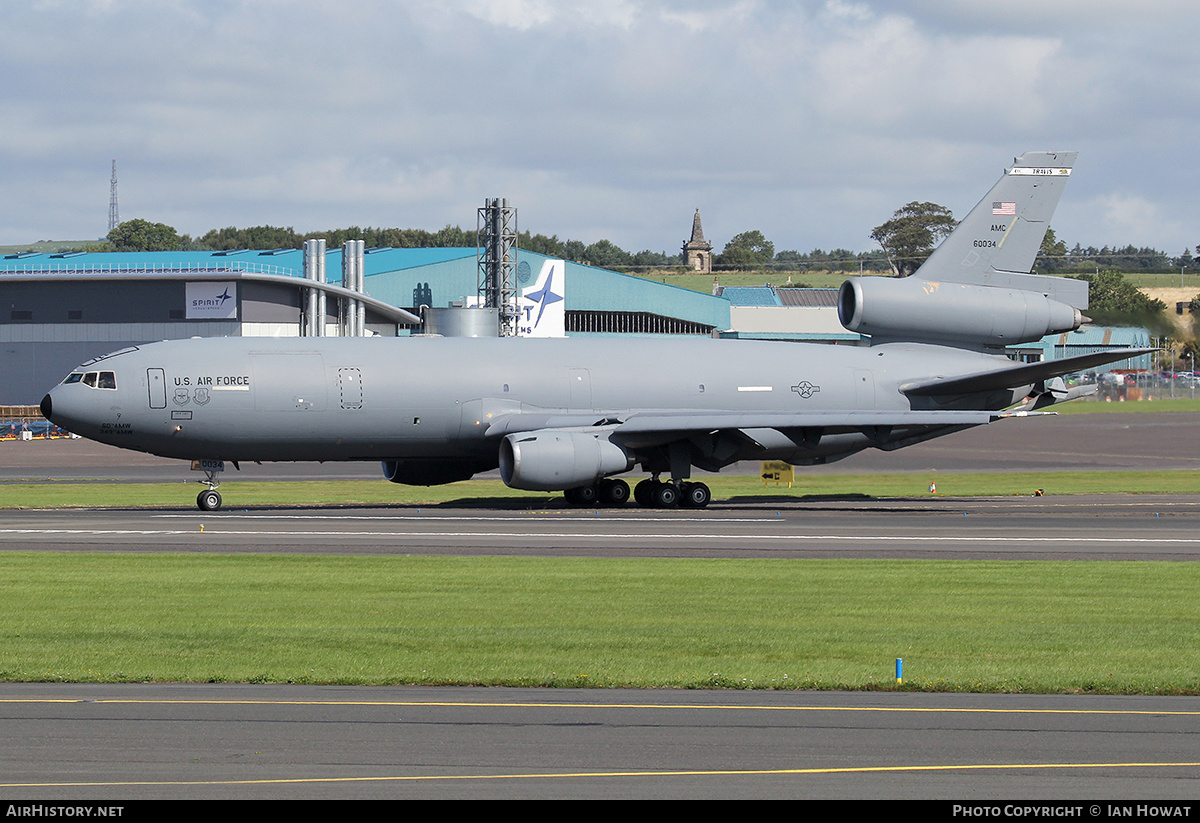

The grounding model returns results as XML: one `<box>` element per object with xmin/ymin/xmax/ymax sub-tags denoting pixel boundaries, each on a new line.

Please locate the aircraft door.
<box><xmin>853</xmin><ymin>370</ymin><xmax>875</xmax><ymax>408</ymax></box>
<box><xmin>338</xmin><ymin>368</ymin><xmax>363</xmax><ymax>410</ymax></box>
<box><xmin>147</xmin><ymin>368</ymin><xmax>167</xmax><ymax>409</ymax></box>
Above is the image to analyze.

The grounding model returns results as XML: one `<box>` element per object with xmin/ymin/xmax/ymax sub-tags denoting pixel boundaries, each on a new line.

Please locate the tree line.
<box><xmin>98</xmin><ymin>218</ymin><xmax>893</xmax><ymax>273</ymax></box>
<box><xmin>99</xmin><ymin>219</ymin><xmax>681</xmax><ymax>269</ymax></box>
<box><xmin>867</xmin><ymin>202</ymin><xmax>1196</xmax><ymax>277</ymax></box>
<box><xmin>98</xmin><ymin>213</ymin><xmax>1197</xmax><ymax>277</ymax></box>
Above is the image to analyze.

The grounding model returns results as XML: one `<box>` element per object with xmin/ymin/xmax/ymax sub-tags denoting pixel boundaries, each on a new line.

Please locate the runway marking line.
<box><xmin>3</xmin><ymin>696</ymin><xmax>1200</xmax><ymax>716</ymax></box>
<box><xmin>2</xmin><ymin>761</ymin><xmax>1199</xmax><ymax>789</ymax></box>
<box><xmin>3</xmin><ymin>528</ymin><xmax>1200</xmax><ymax>547</ymax></box>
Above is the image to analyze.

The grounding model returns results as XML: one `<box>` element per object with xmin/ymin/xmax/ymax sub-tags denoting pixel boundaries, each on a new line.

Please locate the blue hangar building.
<box><xmin>0</xmin><ymin>246</ymin><xmax>731</xmax><ymax>404</ymax></box>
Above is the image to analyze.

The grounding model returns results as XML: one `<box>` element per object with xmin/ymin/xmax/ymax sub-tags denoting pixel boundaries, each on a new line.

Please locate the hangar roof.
<box><xmin>1048</xmin><ymin>327</ymin><xmax>1151</xmax><ymax>348</ymax></box>
<box><xmin>719</xmin><ymin>286</ymin><xmax>841</xmax><ymax>308</ymax></box>
<box><xmin>719</xmin><ymin>286</ymin><xmax>781</xmax><ymax>306</ymax></box>
<box><xmin>778</xmin><ymin>288</ymin><xmax>839</xmax><ymax>307</ymax></box>
<box><xmin>0</xmin><ymin>246</ymin><xmax>477</xmax><ymax>277</ymax></box>
<box><xmin>1</xmin><ymin>246</ymin><xmax>731</xmax><ymax>331</ymax></box>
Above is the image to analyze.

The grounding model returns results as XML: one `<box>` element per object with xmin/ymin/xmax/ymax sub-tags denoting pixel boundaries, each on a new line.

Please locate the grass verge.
<box><xmin>1056</xmin><ymin>397</ymin><xmax>1200</xmax><ymax>413</ymax></box>
<box><xmin>2</xmin><ymin>470</ymin><xmax>1198</xmax><ymax>510</ymax></box>
<box><xmin>0</xmin><ymin>553</ymin><xmax>1195</xmax><ymax>693</ymax></box>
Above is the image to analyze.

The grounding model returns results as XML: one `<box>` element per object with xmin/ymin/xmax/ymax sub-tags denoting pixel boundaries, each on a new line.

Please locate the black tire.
<box><xmin>599</xmin><ymin>479</ymin><xmax>630</xmax><ymax>507</ymax></box>
<box><xmin>634</xmin><ymin>479</ymin><xmax>655</xmax><ymax>507</ymax></box>
<box><xmin>651</xmin><ymin>482</ymin><xmax>679</xmax><ymax>508</ymax></box>
<box><xmin>565</xmin><ymin>484</ymin><xmax>599</xmax><ymax>506</ymax></box>
<box><xmin>197</xmin><ymin>489</ymin><xmax>222</xmax><ymax>511</ymax></box>
<box><xmin>680</xmin><ymin>481</ymin><xmax>711</xmax><ymax>508</ymax></box>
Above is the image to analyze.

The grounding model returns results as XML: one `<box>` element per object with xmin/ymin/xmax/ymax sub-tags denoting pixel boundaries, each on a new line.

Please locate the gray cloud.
<box><xmin>2</xmin><ymin>0</ymin><xmax>1196</xmax><ymax>258</ymax></box>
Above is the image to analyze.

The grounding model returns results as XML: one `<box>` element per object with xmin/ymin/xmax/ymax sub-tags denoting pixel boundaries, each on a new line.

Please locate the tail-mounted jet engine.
<box><xmin>499</xmin><ymin>429</ymin><xmax>633</xmax><ymax>491</ymax></box>
<box><xmin>838</xmin><ymin>277</ymin><xmax>1082</xmax><ymax>347</ymax></box>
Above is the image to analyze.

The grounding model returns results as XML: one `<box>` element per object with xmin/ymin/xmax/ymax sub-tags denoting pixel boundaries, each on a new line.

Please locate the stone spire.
<box><xmin>689</xmin><ymin>209</ymin><xmax>707</xmax><ymax>244</ymax></box>
<box><xmin>682</xmin><ymin>209</ymin><xmax>713</xmax><ymax>273</ymax></box>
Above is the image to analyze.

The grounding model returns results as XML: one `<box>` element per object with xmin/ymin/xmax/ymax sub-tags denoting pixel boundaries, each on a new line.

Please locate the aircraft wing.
<box><xmin>899</xmin><ymin>348</ymin><xmax>1155</xmax><ymax>398</ymax></box>
<box><xmin>486</xmin><ymin>408</ymin><xmax>1045</xmax><ymax>440</ymax></box>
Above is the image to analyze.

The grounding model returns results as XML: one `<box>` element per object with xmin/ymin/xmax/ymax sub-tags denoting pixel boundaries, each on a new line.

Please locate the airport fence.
<box><xmin>1085</xmin><ymin>370</ymin><xmax>1199</xmax><ymax>402</ymax></box>
<box><xmin>0</xmin><ymin>406</ymin><xmax>70</xmax><ymax>440</ymax></box>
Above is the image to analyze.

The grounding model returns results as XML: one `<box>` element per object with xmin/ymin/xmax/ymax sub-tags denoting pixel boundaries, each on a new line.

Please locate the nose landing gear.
<box><xmin>197</xmin><ymin>487</ymin><xmax>222</xmax><ymax>511</ymax></box>
<box><xmin>193</xmin><ymin>462</ymin><xmax>225</xmax><ymax>511</ymax></box>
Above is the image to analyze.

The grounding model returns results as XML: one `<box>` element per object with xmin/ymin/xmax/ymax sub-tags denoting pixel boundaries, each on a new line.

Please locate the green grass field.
<box><xmin>3</xmin><ymin>468</ymin><xmax>1199</xmax><ymax>510</ymax></box>
<box><xmin>639</xmin><ymin>270</ymin><xmax>854</xmax><ymax>292</ymax></box>
<box><xmin>4</xmin><ymin>403</ymin><xmax>1197</xmax><ymax>692</ymax></box>
<box><xmin>1</xmin><ymin>553</ymin><xmax>1196</xmax><ymax>693</ymax></box>
<box><xmin>1056</xmin><ymin>397</ymin><xmax>1200</xmax><ymax>414</ymax></box>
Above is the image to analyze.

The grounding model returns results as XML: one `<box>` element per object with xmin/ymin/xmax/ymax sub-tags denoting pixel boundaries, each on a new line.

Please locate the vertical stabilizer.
<box><xmin>916</xmin><ymin>151</ymin><xmax>1086</xmax><ymax>308</ymax></box>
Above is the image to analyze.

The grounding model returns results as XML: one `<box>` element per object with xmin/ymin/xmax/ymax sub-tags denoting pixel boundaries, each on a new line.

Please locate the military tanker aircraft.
<box><xmin>41</xmin><ymin>151</ymin><xmax>1148</xmax><ymax>510</ymax></box>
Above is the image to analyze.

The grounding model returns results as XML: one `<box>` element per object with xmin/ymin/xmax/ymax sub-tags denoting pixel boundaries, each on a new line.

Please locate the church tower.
<box><xmin>682</xmin><ymin>209</ymin><xmax>713</xmax><ymax>273</ymax></box>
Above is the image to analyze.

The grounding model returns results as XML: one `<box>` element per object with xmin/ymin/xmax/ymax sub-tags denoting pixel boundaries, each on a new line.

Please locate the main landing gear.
<box><xmin>564</xmin><ymin>478</ymin><xmax>630</xmax><ymax>507</ymax></box>
<box><xmin>564</xmin><ymin>477</ymin><xmax>711</xmax><ymax>509</ymax></box>
<box><xmin>634</xmin><ymin>478</ymin><xmax>711</xmax><ymax>509</ymax></box>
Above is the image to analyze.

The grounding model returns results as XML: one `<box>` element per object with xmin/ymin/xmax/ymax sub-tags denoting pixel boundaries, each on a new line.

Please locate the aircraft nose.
<box><xmin>40</xmin><ymin>386</ymin><xmax>78</xmax><ymax>431</ymax></box>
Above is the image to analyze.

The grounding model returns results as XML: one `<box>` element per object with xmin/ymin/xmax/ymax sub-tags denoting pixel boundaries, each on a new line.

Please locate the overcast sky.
<box><xmin>3</xmin><ymin>0</ymin><xmax>1198</xmax><ymax>258</ymax></box>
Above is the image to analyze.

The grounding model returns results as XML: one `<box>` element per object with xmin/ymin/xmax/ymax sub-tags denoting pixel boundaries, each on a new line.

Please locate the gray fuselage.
<box><xmin>43</xmin><ymin>335</ymin><xmax>1024</xmax><ymax>473</ymax></box>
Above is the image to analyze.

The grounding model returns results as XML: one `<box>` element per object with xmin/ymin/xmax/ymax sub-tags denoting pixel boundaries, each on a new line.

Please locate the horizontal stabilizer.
<box><xmin>901</xmin><ymin>348</ymin><xmax>1155</xmax><ymax>398</ymax></box>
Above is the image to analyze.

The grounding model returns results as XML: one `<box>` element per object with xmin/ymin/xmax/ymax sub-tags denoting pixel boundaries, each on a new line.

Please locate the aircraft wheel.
<box><xmin>197</xmin><ymin>489</ymin><xmax>222</xmax><ymax>511</ymax></box>
<box><xmin>651</xmin><ymin>482</ymin><xmax>679</xmax><ymax>508</ymax></box>
<box><xmin>633</xmin><ymin>479</ymin><xmax>655</xmax><ymax>508</ymax></box>
<box><xmin>599</xmin><ymin>478</ymin><xmax>630</xmax><ymax>507</ymax></box>
<box><xmin>565</xmin><ymin>484</ymin><xmax>599</xmax><ymax>506</ymax></box>
<box><xmin>680</xmin><ymin>481</ymin><xmax>711</xmax><ymax>509</ymax></box>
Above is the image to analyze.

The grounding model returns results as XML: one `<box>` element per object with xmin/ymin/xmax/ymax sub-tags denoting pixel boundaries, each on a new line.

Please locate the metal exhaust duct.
<box><xmin>342</xmin><ymin>239</ymin><xmax>365</xmax><ymax>336</ymax></box>
<box><xmin>302</xmin><ymin>238</ymin><xmax>327</xmax><ymax>336</ymax></box>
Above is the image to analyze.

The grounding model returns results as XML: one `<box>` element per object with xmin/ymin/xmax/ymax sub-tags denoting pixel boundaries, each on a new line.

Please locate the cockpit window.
<box><xmin>75</xmin><ymin>371</ymin><xmax>117</xmax><ymax>389</ymax></box>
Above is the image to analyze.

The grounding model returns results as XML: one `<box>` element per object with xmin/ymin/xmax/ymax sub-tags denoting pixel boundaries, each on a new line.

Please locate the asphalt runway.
<box><xmin>2</xmin><ymin>410</ymin><xmax>1199</xmax><ymax>801</ymax></box>
<box><xmin>1</xmin><ymin>685</ymin><xmax>1197</xmax><ymax>800</ymax></box>
<box><xmin>4</xmin><ymin>494</ymin><xmax>1200</xmax><ymax>559</ymax></box>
